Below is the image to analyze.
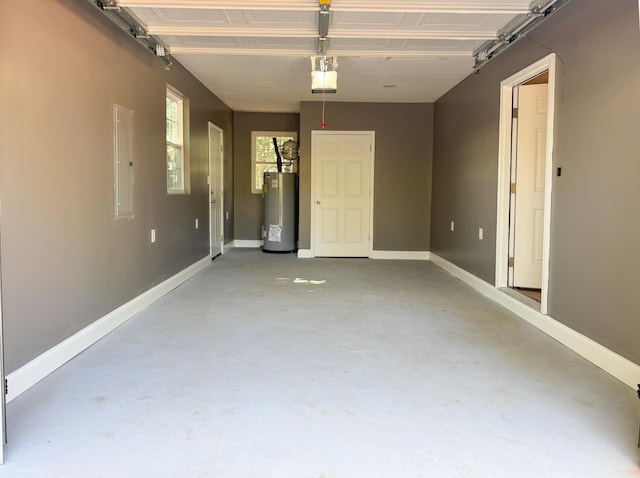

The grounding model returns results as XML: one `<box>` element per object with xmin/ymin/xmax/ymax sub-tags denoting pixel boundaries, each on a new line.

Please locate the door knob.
<box><xmin>316</xmin><ymin>200</ymin><xmax>321</xmax><ymax>205</ymax></box>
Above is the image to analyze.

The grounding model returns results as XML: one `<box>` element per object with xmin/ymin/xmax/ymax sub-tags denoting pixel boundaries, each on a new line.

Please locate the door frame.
<box><xmin>310</xmin><ymin>130</ymin><xmax>375</xmax><ymax>258</ymax></box>
<box><xmin>0</xmin><ymin>196</ymin><xmax>5</xmax><ymax>464</ymax></box>
<box><xmin>208</xmin><ymin>122</ymin><xmax>224</xmax><ymax>258</ymax></box>
<box><xmin>495</xmin><ymin>53</ymin><xmax>557</xmax><ymax>314</ymax></box>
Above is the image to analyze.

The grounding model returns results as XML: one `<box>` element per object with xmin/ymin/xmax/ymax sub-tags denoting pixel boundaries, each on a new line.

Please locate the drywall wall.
<box><xmin>0</xmin><ymin>0</ymin><xmax>233</xmax><ymax>372</ymax></box>
<box><xmin>299</xmin><ymin>102</ymin><xmax>433</xmax><ymax>252</ymax></box>
<box><xmin>233</xmin><ymin>112</ymin><xmax>300</xmax><ymax>240</ymax></box>
<box><xmin>431</xmin><ymin>0</ymin><xmax>640</xmax><ymax>364</ymax></box>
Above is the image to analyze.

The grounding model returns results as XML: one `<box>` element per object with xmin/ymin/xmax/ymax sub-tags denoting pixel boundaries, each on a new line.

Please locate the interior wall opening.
<box><xmin>495</xmin><ymin>53</ymin><xmax>557</xmax><ymax>315</ymax></box>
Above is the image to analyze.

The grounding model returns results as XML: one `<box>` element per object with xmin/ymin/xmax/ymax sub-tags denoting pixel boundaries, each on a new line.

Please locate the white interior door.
<box><xmin>312</xmin><ymin>132</ymin><xmax>373</xmax><ymax>257</ymax></box>
<box><xmin>512</xmin><ymin>83</ymin><xmax>548</xmax><ymax>288</ymax></box>
<box><xmin>209</xmin><ymin>123</ymin><xmax>224</xmax><ymax>258</ymax></box>
<box><xmin>0</xmin><ymin>197</ymin><xmax>5</xmax><ymax>464</ymax></box>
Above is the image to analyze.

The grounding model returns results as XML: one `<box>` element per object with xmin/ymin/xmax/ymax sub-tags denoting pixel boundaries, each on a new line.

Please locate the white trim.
<box><xmin>6</xmin><ymin>257</ymin><xmax>210</xmax><ymax>403</ymax></box>
<box><xmin>496</xmin><ymin>53</ymin><xmax>557</xmax><ymax>315</ymax></box>
<box><xmin>222</xmin><ymin>241</ymin><xmax>235</xmax><ymax>254</ymax></box>
<box><xmin>0</xmin><ymin>196</ymin><xmax>5</xmax><ymax>464</ymax></box>
<box><xmin>370</xmin><ymin>250</ymin><xmax>431</xmax><ymax>260</ymax></box>
<box><xmin>430</xmin><ymin>253</ymin><xmax>640</xmax><ymax>390</ymax></box>
<box><xmin>234</xmin><ymin>239</ymin><xmax>263</xmax><ymax>248</ymax></box>
<box><xmin>368</xmin><ymin>135</ymin><xmax>376</xmax><ymax>258</ymax></box>
<box><xmin>296</xmin><ymin>249</ymin><xmax>430</xmax><ymax>260</ymax></box>
<box><xmin>310</xmin><ymin>130</ymin><xmax>375</xmax><ymax>258</ymax></box>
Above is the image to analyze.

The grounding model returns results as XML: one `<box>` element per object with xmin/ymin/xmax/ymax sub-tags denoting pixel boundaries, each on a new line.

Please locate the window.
<box><xmin>166</xmin><ymin>87</ymin><xmax>190</xmax><ymax>193</ymax></box>
<box><xmin>251</xmin><ymin>131</ymin><xmax>298</xmax><ymax>194</ymax></box>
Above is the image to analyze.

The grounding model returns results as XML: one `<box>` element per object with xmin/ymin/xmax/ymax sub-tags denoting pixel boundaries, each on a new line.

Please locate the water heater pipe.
<box><xmin>272</xmin><ymin>137</ymin><xmax>283</xmax><ymax>173</ymax></box>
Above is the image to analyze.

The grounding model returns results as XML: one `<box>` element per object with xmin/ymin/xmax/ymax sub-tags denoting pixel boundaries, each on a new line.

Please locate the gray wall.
<box><xmin>233</xmin><ymin>112</ymin><xmax>300</xmax><ymax>240</ymax></box>
<box><xmin>431</xmin><ymin>0</ymin><xmax>640</xmax><ymax>364</ymax></box>
<box><xmin>299</xmin><ymin>102</ymin><xmax>434</xmax><ymax>251</ymax></box>
<box><xmin>0</xmin><ymin>0</ymin><xmax>233</xmax><ymax>372</ymax></box>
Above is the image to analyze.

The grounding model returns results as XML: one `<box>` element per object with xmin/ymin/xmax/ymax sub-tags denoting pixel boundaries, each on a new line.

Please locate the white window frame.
<box><xmin>251</xmin><ymin>131</ymin><xmax>298</xmax><ymax>194</ymax></box>
<box><xmin>166</xmin><ymin>86</ymin><xmax>190</xmax><ymax>194</ymax></box>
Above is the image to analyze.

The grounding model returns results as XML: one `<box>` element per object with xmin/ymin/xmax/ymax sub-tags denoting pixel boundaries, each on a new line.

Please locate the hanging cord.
<box><xmin>320</xmin><ymin>53</ymin><xmax>327</xmax><ymax>128</ymax></box>
<box><xmin>321</xmin><ymin>88</ymin><xmax>326</xmax><ymax>128</ymax></box>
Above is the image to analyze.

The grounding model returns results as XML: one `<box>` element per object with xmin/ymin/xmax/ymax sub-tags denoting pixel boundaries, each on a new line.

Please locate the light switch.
<box><xmin>478</xmin><ymin>228</ymin><xmax>483</xmax><ymax>240</ymax></box>
<box><xmin>450</xmin><ymin>221</ymin><xmax>455</xmax><ymax>232</ymax></box>
<box><xmin>195</xmin><ymin>218</ymin><xmax>199</xmax><ymax>229</ymax></box>
<box><xmin>151</xmin><ymin>229</ymin><xmax>156</xmax><ymax>243</ymax></box>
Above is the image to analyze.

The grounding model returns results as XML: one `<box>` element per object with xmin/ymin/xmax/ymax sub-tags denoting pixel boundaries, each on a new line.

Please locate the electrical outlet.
<box><xmin>478</xmin><ymin>228</ymin><xmax>483</xmax><ymax>240</ymax></box>
<box><xmin>195</xmin><ymin>218</ymin><xmax>199</xmax><ymax>229</ymax></box>
<box><xmin>151</xmin><ymin>229</ymin><xmax>156</xmax><ymax>243</ymax></box>
<box><xmin>450</xmin><ymin>221</ymin><xmax>455</xmax><ymax>232</ymax></box>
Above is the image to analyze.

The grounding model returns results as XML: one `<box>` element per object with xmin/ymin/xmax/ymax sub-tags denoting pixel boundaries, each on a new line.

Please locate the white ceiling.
<box><xmin>121</xmin><ymin>0</ymin><xmax>534</xmax><ymax>112</ymax></box>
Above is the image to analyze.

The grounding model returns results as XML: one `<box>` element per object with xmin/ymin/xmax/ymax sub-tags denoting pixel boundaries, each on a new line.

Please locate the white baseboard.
<box><xmin>6</xmin><ymin>256</ymin><xmax>211</xmax><ymax>403</ymax></box>
<box><xmin>222</xmin><ymin>241</ymin><xmax>234</xmax><ymax>254</ymax></box>
<box><xmin>19</xmin><ymin>249</ymin><xmax>634</xmax><ymax>400</ymax></box>
<box><xmin>234</xmin><ymin>239</ymin><xmax>263</xmax><ymax>248</ymax></box>
<box><xmin>370</xmin><ymin>250</ymin><xmax>431</xmax><ymax>260</ymax></box>
<box><xmin>297</xmin><ymin>250</ymin><xmax>431</xmax><ymax>260</ymax></box>
<box><xmin>429</xmin><ymin>253</ymin><xmax>640</xmax><ymax>390</ymax></box>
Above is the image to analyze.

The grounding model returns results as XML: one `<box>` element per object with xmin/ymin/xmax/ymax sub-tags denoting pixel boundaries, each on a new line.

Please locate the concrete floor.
<box><xmin>2</xmin><ymin>249</ymin><xmax>639</xmax><ymax>477</ymax></box>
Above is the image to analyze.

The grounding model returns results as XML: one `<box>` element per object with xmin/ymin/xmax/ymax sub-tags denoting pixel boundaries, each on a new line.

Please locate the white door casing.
<box><xmin>0</xmin><ymin>196</ymin><xmax>5</xmax><ymax>464</ymax></box>
<box><xmin>512</xmin><ymin>83</ymin><xmax>548</xmax><ymax>289</ymax></box>
<box><xmin>311</xmin><ymin>131</ymin><xmax>374</xmax><ymax>257</ymax></box>
<box><xmin>496</xmin><ymin>53</ymin><xmax>557</xmax><ymax>315</ymax></box>
<box><xmin>209</xmin><ymin>123</ymin><xmax>224</xmax><ymax>258</ymax></box>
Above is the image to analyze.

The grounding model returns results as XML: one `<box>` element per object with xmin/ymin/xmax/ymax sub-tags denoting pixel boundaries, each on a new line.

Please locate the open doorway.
<box><xmin>495</xmin><ymin>54</ymin><xmax>557</xmax><ymax>315</ymax></box>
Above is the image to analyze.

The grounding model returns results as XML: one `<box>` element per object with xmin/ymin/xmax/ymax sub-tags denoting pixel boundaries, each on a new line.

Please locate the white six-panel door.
<box><xmin>513</xmin><ymin>84</ymin><xmax>548</xmax><ymax>288</ymax></box>
<box><xmin>312</xmin><ymin>132</ymin><xmax>373</xmax><ymax>257</ymax></box>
